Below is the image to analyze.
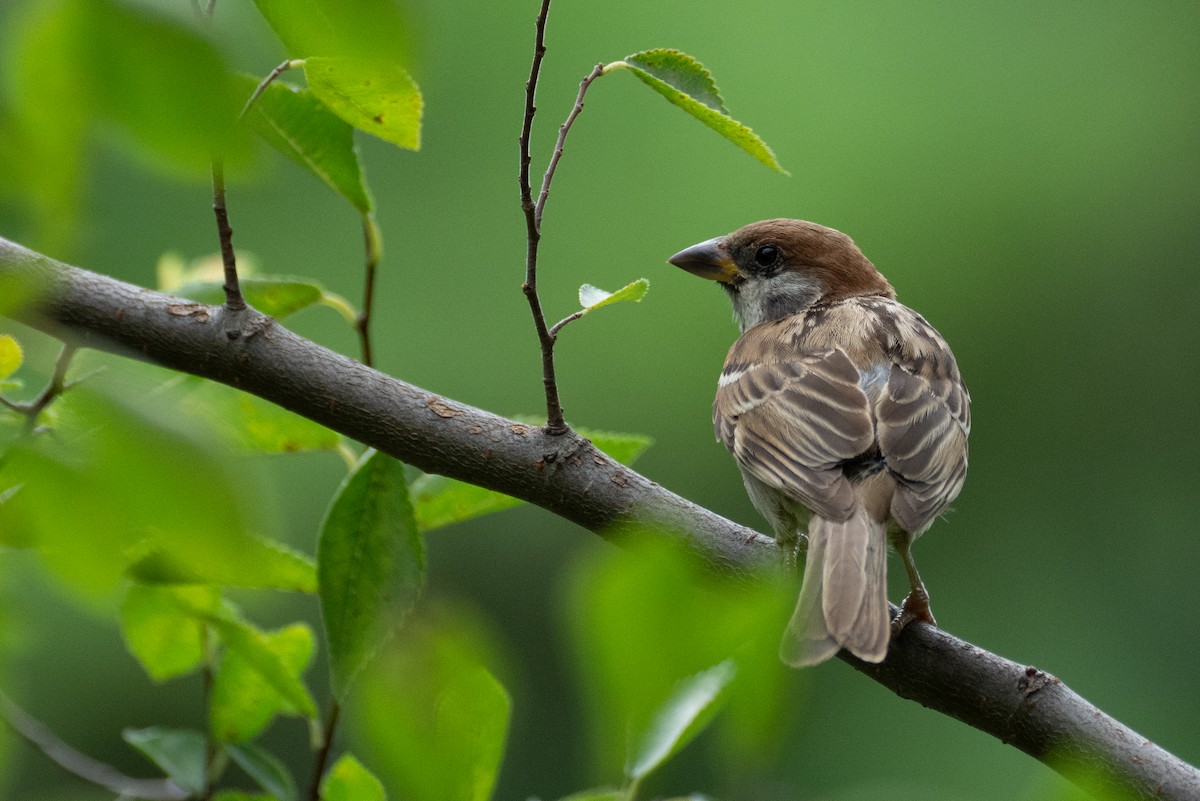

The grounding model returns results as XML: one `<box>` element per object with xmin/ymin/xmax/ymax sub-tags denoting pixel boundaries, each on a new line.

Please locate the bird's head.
<box><xmin>668</xmin><ymin>219</ymin><xmax>894</xmax><ymax>332</ymax></box>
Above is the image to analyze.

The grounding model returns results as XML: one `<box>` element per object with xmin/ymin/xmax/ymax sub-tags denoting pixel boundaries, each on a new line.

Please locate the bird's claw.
<box><xmin>891</xmin><ymin>587</ymin><xmax>937</xmax><ymax>636</ymax></box>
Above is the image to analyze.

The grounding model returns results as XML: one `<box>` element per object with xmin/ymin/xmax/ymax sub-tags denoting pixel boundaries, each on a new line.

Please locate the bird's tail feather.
<box><xmin>779</xmin><ymin>506</ymin><xmax>889</xmax><ymax>666</ymax></box>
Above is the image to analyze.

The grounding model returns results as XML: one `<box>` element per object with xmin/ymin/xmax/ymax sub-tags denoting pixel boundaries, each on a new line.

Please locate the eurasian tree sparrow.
<box><xmin>669</xmin><ymin>219</ymin><xmax>970</xmax><ymax>666</ymax></box>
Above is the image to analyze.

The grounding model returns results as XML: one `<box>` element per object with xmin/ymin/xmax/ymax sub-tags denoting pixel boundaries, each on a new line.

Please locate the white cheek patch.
<box><xmin>732</xmin><ymin>274</ymin><xmax>823</xmax><ymax>332</ymax></box>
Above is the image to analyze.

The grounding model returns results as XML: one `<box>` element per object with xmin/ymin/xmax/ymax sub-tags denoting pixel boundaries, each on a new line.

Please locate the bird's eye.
<box><xmin>754</xmin><ymin>244</ymin><xmax>779</xmax><ymax>267</ymax></box>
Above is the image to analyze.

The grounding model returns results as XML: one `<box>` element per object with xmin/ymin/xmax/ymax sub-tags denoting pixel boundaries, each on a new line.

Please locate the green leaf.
<box><xmin>410</xmin><ymin>426</ymin><xmax>652</xmax><ymax>532</ymax></box>
<box><xmin>605</xmin><ymin>50</ymin><xmax>786</xmax><ymax>173</ymax></box>
<box><xmin>156</xmin><ymin>249</ymin><xmax>331</xmax><ymax>320</ymax></box>
<box><xmin>224</xmin><ymin>742</ymin><xmax>297</xmax><ymax>801</ymax></box>
<box><xmin>214</xmin><ymin>792</ymin><xmax>279</xmax><ymax>801</ymax></box>
<box><xmin>119</xmin><ymin>584</ymin><xmax>218</xmax><ymax>682</ymax></box>
<box><xmin>626</xmin><ymin>659</ymin><xmax>737</xmax><ymax>781</ymax></box>
<box><xmin>554</xmin><ymin>791</ymin><xmax>623</xmax><ymax>801</ymax></box>
<box><xmin>121</xmin><ymin>583</ymin><xmax>317</xmax><ymax>740</ymax></box>
<box><xmin>4</xmin><ymin>0</ymin><xmax>251</xmax><ymax>247</ymax></box>
<box><xmin>569</xmin><ymin>541</ymin><xmax>794</xmax><ymax>777</ymax></box>
<box><xmin>304</xmin><ymin>57</ymin><xmax>423</xmax><ymax>150</ymax></box>
<box><xmin>578</xmin><ymin>278</ymin><xmax>650</xmax><ymax>312</ymax></box>
<box><xmin>583</xmin><ymin>429</ymin><xmax>655</xmax><ymax>466</ymax></box>
<box><xmin>9</xmin><ymin>0</ymin><xmax>250</xmax><ymax>176</ymax></box>
<box><xmin>435</xmin><ymin>667</ymin><xmax>510</xmax><ymax>801</ymax></box>
<box><xmin>626</xmin><ymin>48</ymin><xmax>727</xmax><ymax>111</ymax></box>
<box><xmin>242</xmin><ymin>77</ymin><xmax>374</xmax><ymax>214</ymax></box>
<box><xmin>319</xmin><ymin>450</ymin><xmax>424</xmax><ymax>697</ymax></box>
<box><xmin>208</xmin><ymin>617</ymin><xmax>318</xmax><ymax>721</ymax></box>
<box><xmin>251</xmin><ymin>0</ymin><xmax>411</xmax><ymax>69</ymax></box>
<box><xmin>410</xmin><ymin>474</ymin><xmax>523</xmax><ymax>533</ymax></box>
<box><xmin>211</xmin><ymin>624</ymin><xmax>316</xmax><ymax>744</ymax></box>
<box><xmin>0</xmin><ymin>335</ymin><xmax>22</xmax><ymax>381</ymax></box>
<box><xmin>0</xmin><ymin>389</ymin><xmax>272</xmax><ymax>596</ymax></box>
<box><xmin>172</xmin><ymin>276</ymin><xmax>326</xmax><ymax>319</ymax></box>
<box><xmin>353</xmin><ymin>606</ymin><xmax>506</xmax><ymax>801</ymax></box>
<box><xmin>122</xmin><ymin>727</ymin><xmax>207</xmax><ymax>794</ymax></box>
<box><xmin>127</xmin><ymin>536</ymin><xmax>317</xmax><ymax>593</ymax></box>
<box><xmin>321</xmin><ymin>754</ymin><xmax>386</xmax><ymax>801</ymax></box>
<box><xmin>175</xmin><ymin>379</ymin><xmax>341</xmax><ymax>457</ymax></box>
<box><xmin>1</xmin><ymin>2</ymin><xmax>87</xmax><ymax>249</ymax></box>
<box><xmin>238</xmin><ymin>277</ymin><xmax>325</xmax><ymax>319</ymax></box>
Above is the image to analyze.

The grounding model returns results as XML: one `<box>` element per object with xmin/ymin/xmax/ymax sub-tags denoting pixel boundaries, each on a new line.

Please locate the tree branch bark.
<box><xmin>1</xmin><ymin>237</ymin><xmax>1197</xmax><ymax>801</ymax></box>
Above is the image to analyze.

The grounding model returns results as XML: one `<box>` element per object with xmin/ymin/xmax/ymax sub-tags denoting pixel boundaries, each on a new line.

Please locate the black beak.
<box><xmin>667</xmin><ymin>236</ymin><xmax>740</xmax><ymax>283</ymax></box>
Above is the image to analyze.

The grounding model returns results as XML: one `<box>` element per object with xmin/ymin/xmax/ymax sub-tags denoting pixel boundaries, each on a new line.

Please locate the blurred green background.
<box><xmin>1</xmin><ymin>0</ymin><xmax>1198</xmax><ymax>799</ymax></box>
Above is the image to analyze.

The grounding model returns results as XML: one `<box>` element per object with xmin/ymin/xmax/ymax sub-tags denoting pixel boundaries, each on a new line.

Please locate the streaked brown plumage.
<box><xmin>669</xmin><ymin>219</ymin><xmax>969</xmax><ymax>666</ymax></box>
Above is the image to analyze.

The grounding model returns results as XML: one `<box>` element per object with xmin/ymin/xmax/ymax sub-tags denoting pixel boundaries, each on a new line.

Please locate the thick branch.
<box><xmin>0</xmin><ymin>238</ymin><xmax>764</xmax><ymax>575</ymax></box>
<box><xmin>846</xmin><ymin>621</ymin><xmax>1198</xmax><ymax>800</ymax></box>
<box><xmin>1</xmin><ymin>238</ymin><xmax>1197</xmax><ymax>801</ymax></box>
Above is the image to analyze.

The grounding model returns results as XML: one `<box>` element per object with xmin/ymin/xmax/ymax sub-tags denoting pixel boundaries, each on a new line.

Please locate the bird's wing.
<box><xmin>874</xmin><ymin>307</ymin><xmax>971</xmax><ymax>533</ymax></box>
<box><xmin>713</xmin><ymin>327</ymin><xmax>875</xmax><ymax>523</ymax></box>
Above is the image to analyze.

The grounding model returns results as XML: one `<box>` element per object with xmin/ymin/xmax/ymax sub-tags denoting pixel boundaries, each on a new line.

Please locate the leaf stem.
<box><xmin>317</xmin><ymin>292</ymin><xmax>359</xmax><ymax>326</ymax></box>
<box><xmin>307</xmin><ymin>701</ymin><xmax>341</xmax><ymax>801</ymax></box>
<box><xmin>547</xmin><ymin>309</ymin><xmax>585</xmax><ymax>339</ymax></box>
<box><xmin>517</xmin><ymin>0</ymin><xmax>569</xmax><ymax>435</ymax></box>
<box><xmin>239</xmin><ymin>59</ymin><xmax>305</xmax><ymax>120</ymax></box>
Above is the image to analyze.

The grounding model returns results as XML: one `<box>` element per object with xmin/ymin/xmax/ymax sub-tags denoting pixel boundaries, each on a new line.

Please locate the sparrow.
<box><xmin>668</xmin><ymin>219</ymin><xmax>969</xmax><ymax>666</ymax></box>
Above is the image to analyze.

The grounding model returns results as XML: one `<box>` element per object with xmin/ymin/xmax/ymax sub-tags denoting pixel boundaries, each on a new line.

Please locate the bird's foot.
<box><xmin>891</xmin><ymin>586</ymin><xmax>937</xmax><ymax>636</ymax></box>
<box><xmin>776</xmin><ymin>534</ymin><xmax>806</xmax><ymax>571</ymax></box>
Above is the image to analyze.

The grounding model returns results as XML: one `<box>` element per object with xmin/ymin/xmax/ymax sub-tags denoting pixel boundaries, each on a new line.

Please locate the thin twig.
<box><xmin>201</xmin><ymin>625</ymin><xmax>217</xmax><ymax>801</ymax></box>
<box><xmin>536</xmin><ymin>62</ymin><xmax>616</xmax><ymax>346</ymax></box>
<box><xmin>196</xmin><ymin>0</ymin><xmax>242</xmax><ymax>312</ymax></box>
<box><xmin>36</xmin><ymin>343</ymin><xmax>75</xmax><ymax>411</ymax></box>
<box><xmin>239</xmin><ymin>59</ymin><xmax>303</xmax><ymax>120</ymax></box>
<box><xmin>534</xmin><ymin>63</ymin><xmax>605</xmax><ymax>229</ymax></box>
<box><xmin>1</xmin><ymin>343</ymin><xmax>77</xmax><ymax>433</ymax></box>
<box><xmin>210</xmin><ymin>160</ymin><xmax>245</xmax><ymax>311</ymax></box>
<box><xmin>0</xmin><ymin>693</ymin><xmax>189</xmax><ymax>801</ymax></box>
<box><xmin>307</xmin><ymin>701</ymin><xmax>341</xmax><ymax>801</ymax></box>
<box><xmin>355</xmin><ymin>217</ymin><xmax>381</xmax><ymax>368</ymax></box>
<box><xmin>547</xmin><ymin>309</ymin><xmax>585</xmax><ymax>339</ymax></box>
<box><xmin>518</xmin><ymin>0</ymin><xmax>550</xmax><ymax>232</ymax></box>
<box><xmin>517</xmin><ymin>0</ymin><xmax>568</xmax><ymax>434</ymax></box>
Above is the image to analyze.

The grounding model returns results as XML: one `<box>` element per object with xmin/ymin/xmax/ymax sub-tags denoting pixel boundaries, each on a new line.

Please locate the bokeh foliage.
<box><xmin>0</xmin><ymin>0</ymin><xmax>1198</xmax><ymax>799</ymax></box>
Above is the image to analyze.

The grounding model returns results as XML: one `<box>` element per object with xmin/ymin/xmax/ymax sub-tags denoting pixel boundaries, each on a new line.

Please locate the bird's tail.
<box><xmin>779</xmin><ymin>505</ymin><xmax>890</xmax><ymax>666</ymax></box>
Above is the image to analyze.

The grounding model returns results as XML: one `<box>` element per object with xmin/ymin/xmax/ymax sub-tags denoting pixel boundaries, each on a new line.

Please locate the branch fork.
<box><xmin>517</xmin><ymin>0</ymin><xmax>606</xmax><ymax>435</ymax></box>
